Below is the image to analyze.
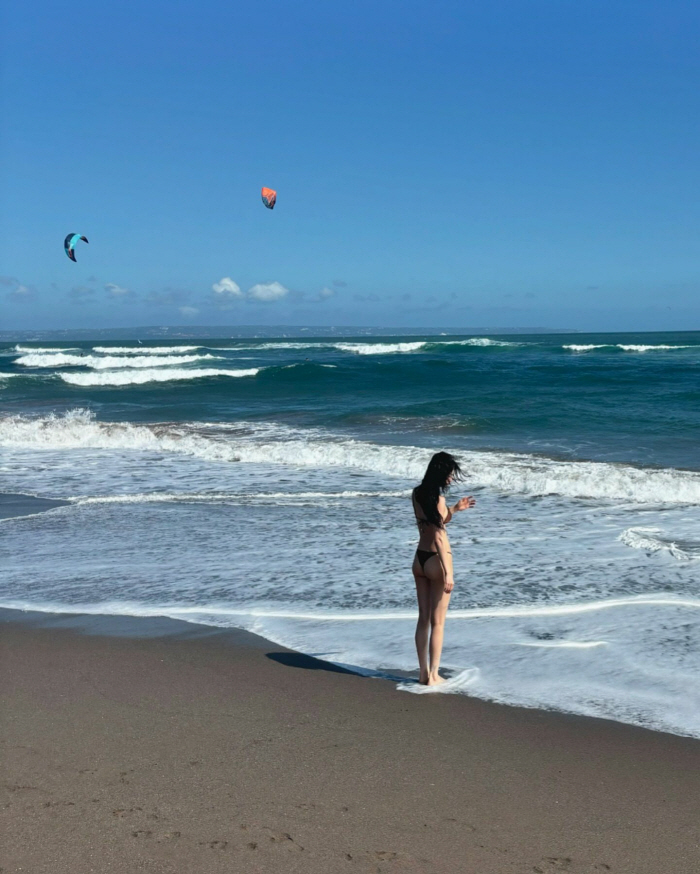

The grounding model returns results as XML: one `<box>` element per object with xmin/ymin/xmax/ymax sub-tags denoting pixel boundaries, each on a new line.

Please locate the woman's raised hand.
<box><xmin>455</xmin><ymin>496</ymin><xmax>476</xmax><ymax>511</ymax></box>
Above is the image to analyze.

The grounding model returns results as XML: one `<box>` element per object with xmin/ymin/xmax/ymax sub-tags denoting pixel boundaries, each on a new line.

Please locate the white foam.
<box><xmin>397</xmin><ymin>668</ymin><xmax>481</xmax><ymax>694</ymax></box>
<box><xmin>15</xmin><ymin>353</ymin><xmax>217</xmax><ymax>369</ymax></box>
<box><xmin>73</xmin><ymin>489</ymin><xmax>409</xmax><ymax>505</ymax></box>
<box><xmin>334</xmin><ymin>342</ymin><xmax>426</xmax><ymax>354</ymax></box>
<box><xmin>58</xmin><ymin>368</ymin><xmax>260</xmax><ymax>386</ymax></box>
<box><xmin>12</xmin><ymin>345</ymin><xmax>78</xmax><ymax>353</ymax></box>
<box><xmin>618</xmin><ymin>527</ymin><xmax>699</xmax><ymax>560</ymax></box>
<box><xmin>617</xmin><ymin>344</ymin><xmax>692</xmax><ymax>352</ymax></box>
<box><xmin>92</xmin><ymin>345</ymin><xmax>201</xmax><ymax>354</ymax></box>
<box><xmin>516</xmin><ymin>640</ymin><xmax>608</xmax><ymax>649</ymax></box>
<box><xmin>2</xmin><ymin>409</ymin><xmax>700</xmax><ymax>503</ymax></box>
<box><xmin>444</xmin><ymin>337</ymin><xmax>520</xmax><ymax>347</ymax></box>
<box><xmin>563</xmin><ymin>344</ymin><xmax>694</xmax><ymax>353</ymax></box>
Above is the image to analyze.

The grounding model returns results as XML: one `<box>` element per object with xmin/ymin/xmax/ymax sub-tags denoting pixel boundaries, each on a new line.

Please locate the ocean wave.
<box><xmin>564</xmin><ymin>343</ymin><xmax>693</xmax><ymax>353</ymax></box>
<box><xmin>2</xmin><ymin>410</ymin><xmax>700</xmax><ymax>503</ymax></box>
<box><xmin>333</xmin><ymin>342</ymin><xmax>427</xmax><ymax>354</ymax></box>
<box><xmin>333</xmin><ymin>338</ymin><xmax>520</xmax><ymax>354</ymax></box>
<box><xmin>618</xmin><ymin>527</ymin><xmax>700</xmax><ymax>560</ymax></box>
<box><xmin>12</xmin><ymin>345</ymin><xmax>78</xmax><ymax>353</ymax></box>
<box><xmin>72</xmin><ymin>489</ymin><xmax>409</xmax><ymax>505</ymax></box>
<box><xmin>617</xmin><ymin>344</ymin><xmax>692</xmax><ymax>352</ymax></box>
<box><xmin>92</xmin><ymin>345</ymin><xmax>201</xmax><ymax>354</ymax></box>
<box><xmin>15</xmin><ymin>352</ymin><xmax>218</xmax><ymax>369</ymax></box>
<box><xmin>440</xmin><ymin>338</ymin><xmax>521</xmax><ymax>347</ymax></box>
<box><xmin>58</xmin><ymin>368</ymin><xmax>260</xmax><ymax>386</ymax></box>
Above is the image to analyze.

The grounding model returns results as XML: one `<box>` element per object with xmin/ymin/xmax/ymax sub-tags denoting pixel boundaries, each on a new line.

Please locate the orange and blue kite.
<box><xmin>261</xmin><ymin>187</ymin><xmax>277</xmax><ymax>210</ymax></box>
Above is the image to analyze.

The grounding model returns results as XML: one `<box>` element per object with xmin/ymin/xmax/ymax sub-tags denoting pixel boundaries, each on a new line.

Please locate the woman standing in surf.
<box><xmin>412</xmin><ymin>452</ymin><xmax>475</xmax><ymax>685</ymax></box>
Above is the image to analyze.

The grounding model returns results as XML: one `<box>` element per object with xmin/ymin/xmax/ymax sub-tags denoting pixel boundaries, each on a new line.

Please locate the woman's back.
<box><xmin>412</xmin><ymin>488</ymin><xmax>448</xmax><ymax>551</ymax></box>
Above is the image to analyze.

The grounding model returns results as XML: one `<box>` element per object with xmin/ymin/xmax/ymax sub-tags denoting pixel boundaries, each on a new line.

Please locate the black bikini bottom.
<box><xmin>416</xmin><ymin>549</ymin><xmax>438</xmax><ymax>570</ymax></box>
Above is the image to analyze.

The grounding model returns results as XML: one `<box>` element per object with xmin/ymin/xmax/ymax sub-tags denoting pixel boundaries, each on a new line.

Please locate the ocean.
<box><xmin>1</xmin><ymin>331</ymin><xmax>699</xmax><ymax>737</ymax></box>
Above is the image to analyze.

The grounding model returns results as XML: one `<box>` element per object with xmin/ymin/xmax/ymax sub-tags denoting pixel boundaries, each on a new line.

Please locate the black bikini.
<box><xmin>413</xmin><ymin>489</ymin><xmax>439</xmax><ymax>570</ymax></box>
<box><xmin>416</xmin><ymin>548</ymin><xmax>439</xmax><ymax>570</ymax></box>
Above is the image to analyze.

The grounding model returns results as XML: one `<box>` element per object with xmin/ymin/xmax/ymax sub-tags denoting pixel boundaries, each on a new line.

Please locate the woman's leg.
<box><xmin>413</xmin><ymin>558</ymin><xmax>431</xmax><ymax>684</ymax></box>
<box><xmin>427</xmin><ymin>575</ymin><xmax>452</xmax><ymax>685</ymax></box>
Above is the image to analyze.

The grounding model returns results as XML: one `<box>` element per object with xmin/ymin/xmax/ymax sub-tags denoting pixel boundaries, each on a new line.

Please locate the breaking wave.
<box><xmin>92</xmin><ymin>345</ymin><xmax>201</xmax><ymax>354</ymax></box>
<box><xmin>2</xmin><ymin>409</ymin><xmax>700</xmax><ymax>504</ymax></box>
<box><xmin>333</xmin><ymin>342</ymin><xmax>427</xmax><ymax>354</ymax></box>
<box><xmin>564</xmin><ymin>344</ymin><xmax>693</xmax><ymax>353</ymax></box>
<box><xmin>58</xmin><ymin>368</ymin><xmax>260</xmax><ymax>386</ymax></box>
<box><xmin>15</xmin><ymin>353</ymin><xmax>218</xmax><ymax>369</ymax></box>
<box><xmin>12</xmin><ymin>345</ymin><xmax>78</xmax><ymax>353</ymax></box>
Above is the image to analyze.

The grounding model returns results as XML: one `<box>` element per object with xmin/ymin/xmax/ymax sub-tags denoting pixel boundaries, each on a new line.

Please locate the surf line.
<box><xmin>2</xmin><ymin>595</ymin><xmax>698</xmax><ymax>623</ymax></box>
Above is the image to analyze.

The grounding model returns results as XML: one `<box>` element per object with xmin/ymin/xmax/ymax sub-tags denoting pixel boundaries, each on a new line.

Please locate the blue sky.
<box><xmin>2</xmin><ymin>0</ymin><xmax>700</xmax><ymax>331</ymax></box>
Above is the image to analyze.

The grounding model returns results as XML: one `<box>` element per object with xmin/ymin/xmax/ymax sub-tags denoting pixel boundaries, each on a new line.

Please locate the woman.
<box><xmin>412</xmin><ymin>452</ymin><xmax>475</xmax><ymax>685</ymax></box>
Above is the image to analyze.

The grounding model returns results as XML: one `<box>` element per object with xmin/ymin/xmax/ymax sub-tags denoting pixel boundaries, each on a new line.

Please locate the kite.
<box><xmin>64</xmin><ymin>233</ymin><xmax>89</xmax><ymax>262</ymax></box>
<box><xmin>261</xmin><ymin>187</ymin><xmax>277</xmax><ymax>210</ymax></box>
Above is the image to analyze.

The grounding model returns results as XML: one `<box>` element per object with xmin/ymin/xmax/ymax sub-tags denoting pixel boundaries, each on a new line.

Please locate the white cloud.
<box><xmin>105</xmin><ymin>283</ymin><xmax>131</xmax><ymax>297</ymax></box>
<box><xmin>6</xmin><ymin>282</ymin><xmax>36</xmax><ymax>302</ymax></box>
<box><xmin>212</xmin><ymin>277</ymin><xmax>242</xmax><ymax>297</ymax></box>
<box><xmin>179</xmin><ymin>306</ymin><xmax>199</xmax><ymax>316</ymax></box>
<box><xmin>248</xmin><ymin>281</ymin><xmax>289</xmax><ymax>302</ymax></box>
<box><xmin>319</xmin><ymin>286</ymin><xmax>335</xmax><ymax>299</ymax></box>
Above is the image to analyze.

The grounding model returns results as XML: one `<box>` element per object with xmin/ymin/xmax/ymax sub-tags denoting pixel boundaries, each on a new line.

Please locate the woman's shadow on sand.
<box><xmin>265</xmin><ymin>651</ymin><xmax>418</xmax><ymax>684</ymax></box>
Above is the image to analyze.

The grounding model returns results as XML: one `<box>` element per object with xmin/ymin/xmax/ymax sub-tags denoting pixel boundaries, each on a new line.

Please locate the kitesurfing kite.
<box><xmin>261</xmin><ymin>187</ymin><xmax>277</xmax><ymax>210</ymax></box>
<box><xmin>64</xmin><ymin>233</ymin><xmax>89</xmax><ymax>262</ymax></box>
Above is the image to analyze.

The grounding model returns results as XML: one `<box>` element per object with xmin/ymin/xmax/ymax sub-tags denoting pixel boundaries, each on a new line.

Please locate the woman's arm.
<box><xmin>438</xmin><ymin>495</ymin><xmax>453</xmax><ymax>525</ymax></box>
<box><xmin>441</xmin><ymin>495</ymin><xmax>476</xmax><ymax>524</ymax></box>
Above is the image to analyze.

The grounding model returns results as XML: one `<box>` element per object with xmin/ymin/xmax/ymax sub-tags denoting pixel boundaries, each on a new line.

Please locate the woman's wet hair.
<box><xmin>413</xmin><ymin>452</ymin><xmax>464</xmax><ymax>528</ymax></box>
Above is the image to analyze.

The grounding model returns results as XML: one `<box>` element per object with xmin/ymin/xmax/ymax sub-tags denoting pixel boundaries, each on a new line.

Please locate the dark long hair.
<box><xmin>413</xmin><ymin>452</ymin><xmax>464</xmax><ymax>528</ymax></box>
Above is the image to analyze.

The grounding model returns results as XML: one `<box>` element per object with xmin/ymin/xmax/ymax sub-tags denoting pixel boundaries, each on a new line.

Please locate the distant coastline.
<box><xmin>2</xmin><ymin>325</ymin><xmax>577</xmax><ymax>341</ymax></box>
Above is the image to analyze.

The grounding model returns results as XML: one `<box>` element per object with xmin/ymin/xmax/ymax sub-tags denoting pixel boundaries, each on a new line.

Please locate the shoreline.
<box><xmin>2</xmin><ymin>607</ymin><xmax>699</xmax><ymax>873</ymax></box>
<box><xmin>1</xmin><ymin>601</ymin><xmax>698</xmax><ymax>740</ymax></box>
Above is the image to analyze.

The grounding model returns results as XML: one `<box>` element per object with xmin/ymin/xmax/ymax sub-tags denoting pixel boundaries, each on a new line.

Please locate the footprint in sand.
<box><xmin>534</xmin><ymin>859</ymin><xmax>611</xmax><ymax>873</ymax></box>
<box><xmin>112</xmin><ymin>806</ymin><xmax>143</xmax><ymax>817</ymax></box>
<box><xmin>199</xmin><ymin>839</ymin><xmax>227</xmax><ymax>850</ymax></box>
<box><xmin>240</xmin><ymin>826</ymin><xmax>304</xmax><ymax>852</ymax></box>
<box><xmin>533</xmin><ymin>859</ymin><xmax>573</xmax><ymax>872</ymax></box>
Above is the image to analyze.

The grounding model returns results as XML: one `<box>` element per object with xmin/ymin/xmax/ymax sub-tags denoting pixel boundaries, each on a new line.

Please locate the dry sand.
<box><xmin>1</xmin><ymin>610</ymin><xmax>698</xmax><ymax>874</ymax></box>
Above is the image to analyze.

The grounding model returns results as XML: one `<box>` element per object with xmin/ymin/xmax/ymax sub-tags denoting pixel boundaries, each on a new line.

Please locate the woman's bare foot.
<box><xmin>419</xmin><ymin>672</ymin><xmax>430</xmax><ymax>685</ymax></box>
<box><xmin>426</xmin><ymin>674</ymin><xmax>446</xmax><ymax>686</ymax></box>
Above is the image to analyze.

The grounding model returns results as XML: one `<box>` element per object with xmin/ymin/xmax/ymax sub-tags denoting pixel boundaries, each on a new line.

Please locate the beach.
<box><xmin>3</xmin><ymin>334</ymin><xmax>700</xmax><ymax>739</ymax></box>
<box><xmin>2</xmin><ymin>333</ymin><xmax>700</xmax><ymax>871</ymax></box>
<box><xmin>1</xmin><ymin>609</ymin><xmax>699</xmax><ymax>874</ymax></box>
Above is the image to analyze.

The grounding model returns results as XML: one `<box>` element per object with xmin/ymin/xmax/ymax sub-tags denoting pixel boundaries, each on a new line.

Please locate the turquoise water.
<box><xmin>1</xmin><ymin>331</ymin><xmax>699</xmax><ymax>736</ymax></box>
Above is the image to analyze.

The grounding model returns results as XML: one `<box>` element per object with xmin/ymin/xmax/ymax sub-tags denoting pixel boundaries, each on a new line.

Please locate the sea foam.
<box><xmin>92</xmin><ymin>345</ymin><xmax>201</xmax><ymax>354</ymax></box>
<box><xmin>58</xmin><ymin>368</ymin><xmax>260</xmax><ymax>386</ymax></box>
<box><xmin>2</xmin><ymin>409</ymin><xmax>700</xmax><ymax>503</ymax></box>
<box><xmin>15</xmin><ymin>353</ymin><xmax>217</xmax><ymax>369</ymax></box>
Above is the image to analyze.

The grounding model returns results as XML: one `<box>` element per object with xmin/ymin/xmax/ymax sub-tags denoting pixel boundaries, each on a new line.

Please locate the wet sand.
<box><xmin>1</xmin><ymin>609</ymin><xmax>698</xmax><ymax>873</ymax></box>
